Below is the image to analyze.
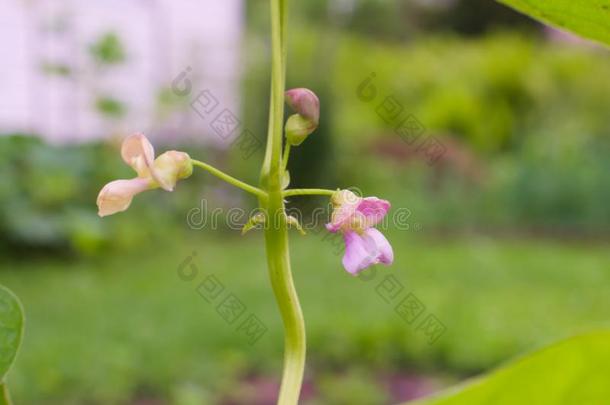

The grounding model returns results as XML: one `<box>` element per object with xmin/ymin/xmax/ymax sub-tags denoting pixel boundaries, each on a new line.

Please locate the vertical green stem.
<box><xmin>260</xmin><ymin>193</ymin><xmax>306</xmax><ymax>405</ymax></box>
<box><xmin>260</xmin><ymin>0</ymin><xmax>305</xmax><ymax>404</ymax></box>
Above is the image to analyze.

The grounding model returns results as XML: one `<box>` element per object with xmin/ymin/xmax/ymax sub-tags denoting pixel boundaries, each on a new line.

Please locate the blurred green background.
<box><xmin>1</xmin><ymin>1</ymin><xmax>610</xmax><ymax>404</ymax></box>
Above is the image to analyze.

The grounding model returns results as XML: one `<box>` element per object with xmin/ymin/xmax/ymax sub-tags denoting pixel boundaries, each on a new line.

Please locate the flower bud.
<box><xmin>285</xmin><ymin>114</ymin><xmax>316</xmax><ymax>146</ymax></box>
<box><xmin>284</xmin><ymin>88</ymin><xmax>319</xmax><ymax>146</ymax></box>
<box><xmin>285</xmin><ymin>88</ymin><xmax>320</xmax><ymax>124</ymax></box>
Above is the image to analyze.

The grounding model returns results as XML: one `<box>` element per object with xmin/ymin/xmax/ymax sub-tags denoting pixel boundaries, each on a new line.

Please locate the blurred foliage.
<box><xmin>242</xmin><ymin>29</ymin><xmax>610</xmax><ymax>233</ymax></box>
<box><xmin>312</xmin><ymin>369</ymin><xmax>391</xmax><ymax>405</ymax></box>
<box><xmin>155</xmin><ymin>87</ymin><xmax>191</xmax><ymax>121</ymax></box>
<box><xmin>0</xmin><ymin>135</ymin><xmax>191</xmax><ymax>257</ymax></box>
<box><xmin>0</xmin><ymin>135</ymin><xmax>263</xmax><ymax>257</ymax></box>
<box><xmin>3</xmin><ymin>31</ymin><xmax>609</xmax><ymax>257</ymax></box>
<box><xmin>95</xmin><ymin>97</ymin><xmax>126</xmax><ymax>119</ymax></box>
<box><xmin>39</xmin><ymin>62</ymin><xmax>72</xmax><ymax>77</ymax></box>
<box><xmin>248</xmin><ymin>0</ymin><xmax>539</xmax><ymax>41</ymax></box>
<box><xmin>89</xmin><ymin>32</ymin><xmax>126</xmax><ymax>65</ymax></box>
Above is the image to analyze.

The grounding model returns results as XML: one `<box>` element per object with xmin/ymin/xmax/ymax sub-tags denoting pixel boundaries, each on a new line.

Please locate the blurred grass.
<box><xmin>2</xmin><ymin>228</ymin><xmax>609</xmax><ymax>404</ymax></box>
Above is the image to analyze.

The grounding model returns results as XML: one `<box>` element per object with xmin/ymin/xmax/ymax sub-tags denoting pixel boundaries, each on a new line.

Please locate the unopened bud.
<box><xmin>284</xmin><ymin>88</ymin><xmax>319</xmax><ymax>146</ymax></box>
<box><xmin>285</xmin><ymin>114</ymin><xmax>315</xmax><ymax>146</ymax></box>
<box><xmin>285</xmin><ymin>88</ymin><xmax>320</xmax><ymax>124</ymax></box>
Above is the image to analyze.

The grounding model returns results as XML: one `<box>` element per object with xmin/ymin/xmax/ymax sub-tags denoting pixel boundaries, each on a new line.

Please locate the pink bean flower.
<box><xmin>97</xmin><ymin>133</ymin><xmax>192</xmax><ymax>217</ymax></box>
<box><xmin>326</xmin><ymin>190</ymin><xmax>394</xmax><ymax>275</ymax></box>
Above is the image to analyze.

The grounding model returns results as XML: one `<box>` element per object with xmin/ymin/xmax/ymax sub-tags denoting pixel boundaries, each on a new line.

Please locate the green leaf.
<box><xmin>497</xmin><ymin>0</ymin><xmax>610</xmax><ymax>46</ymax></box>
<box><xmin>0</xmin><ymin>285</ymin><xmax>24</xmax><ymax>382</ymax></box>
<box><xmin>406</xmin><ymin>331</ymin><xmax>610</xmax><ymax>405</ymax></box>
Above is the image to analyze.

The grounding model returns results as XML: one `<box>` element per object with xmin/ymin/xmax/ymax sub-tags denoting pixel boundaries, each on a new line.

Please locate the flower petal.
<box><xmin>121</xmin><ymin>133</ymin><xmax>155</xmax><ymax>177</ymax></box>
<box><xmin>326</xmin><ymin>190</ymin><xmax>361</xmax><ymax>232</ymax></box>
<box><xmin>150</xmin><ymin>151</ymin><xmax>191</xmax><ymax>191</ymax></box>
<box><xmin>356</xmin><ymin>197</ymin><xmax>390</xmax><ymax>228</ymax></box>
<box><xmin>364</xmin><ymin>228</ymin><xmax>394</xmax><ymax>265</ymax></box>
<box><xmin>341</xmin><ymin>231</ymin><xmax>379</xmax><ymax>275</ymax></box>
<box><xmin>326</xmin><ymin>203</ymin><xmax>357</xmax><ymax>232</ymax></box>
<box><xmin>96</xmin><ymin>178</ymin><xmax>151</xmax><ymax>217</ymax></box>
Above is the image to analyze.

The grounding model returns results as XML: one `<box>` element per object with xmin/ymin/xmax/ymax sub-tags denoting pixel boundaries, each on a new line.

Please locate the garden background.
<box><xmin>1</xmin><ymin>0</ymin><xmax>609</xmax><ymax>404</ymax></box>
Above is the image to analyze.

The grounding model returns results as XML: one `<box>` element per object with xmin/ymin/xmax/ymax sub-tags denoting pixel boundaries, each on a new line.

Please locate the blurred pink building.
<box><xmin>0</xmin><ymin>0</ymin><xmax>243</xmax><ymax>144</ymax></box>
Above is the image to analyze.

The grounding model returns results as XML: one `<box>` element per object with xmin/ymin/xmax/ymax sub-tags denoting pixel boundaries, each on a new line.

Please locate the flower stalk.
<box><xmin>191</xmin><ymin>159</ymin><xmax>267</xmax><ymax>199</ymax></box>
<box><xmin>259</xmin><ymin>0</ymin><xmax>306</xmax><ymax>403</ymax></box>
<box><xmin>283</xmin><ymin>188</ymin><xmax>336</xmax><ymax>198</ymax></box>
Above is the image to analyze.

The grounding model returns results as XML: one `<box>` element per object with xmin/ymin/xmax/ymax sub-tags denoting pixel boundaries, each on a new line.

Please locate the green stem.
<box><xmin>283</xmin><ymin>188</ymin><xmax>336</xmax><ymax>198</ymax></box>
<box><xmin>260</xmin><ymin>193</ymin><xmax>305</xmax><ymax>405</ymax></box>
<box><xmin>191</xmin><ymin>159</ymin><xmax>267</xmax><ymax>199</ymax></box>
<box><xmin>260</xmin><ymin>0</ymin><xmax>305</xmax><ymax>404</ymax></box>
<box><xmin>0</xmin><ymin>383</ymin><xmax>12</xmax><ymax>405</ymax></box>
<box><xmin>281</xmin><ymin>142</ymin><xmax>291</xmax><ymax>173</ymax></box>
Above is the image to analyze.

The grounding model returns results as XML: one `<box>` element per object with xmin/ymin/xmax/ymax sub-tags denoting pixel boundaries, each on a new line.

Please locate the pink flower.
<box><xmin>326</xmin><ymin>190</ymin><xmax>394</xmax><ymax>275</ymax></box>
<box><xmin>97</xmin><ymin>133</ymin><xmax>192</xmax><ymax>217</ymax></box>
